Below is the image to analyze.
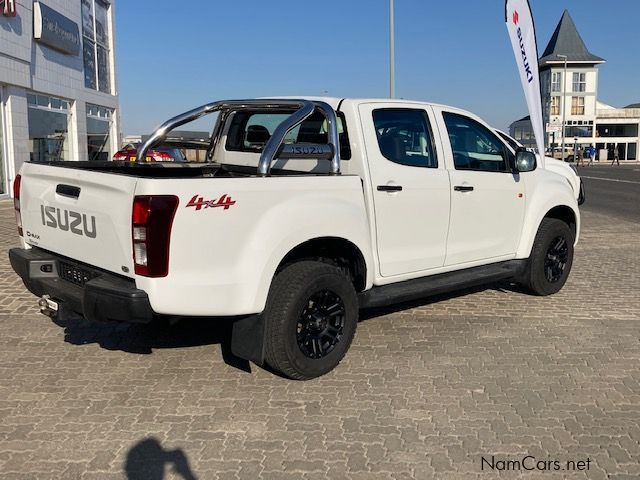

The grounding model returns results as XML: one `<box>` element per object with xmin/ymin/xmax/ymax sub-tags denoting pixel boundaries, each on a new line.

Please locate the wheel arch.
<box><xmin>544</xmin><ymin>205</ymin><xmax>577</xmax><ymax>236</ymax></box>
<box><xmin>517</xmin><ymin>202</ymin><xmax>580</xmax><ymax>258</ymax></box>
<box><xmin>276</xmin><ymin>236</ymin><xmax>368</xmax><ymax>292</ymax></box>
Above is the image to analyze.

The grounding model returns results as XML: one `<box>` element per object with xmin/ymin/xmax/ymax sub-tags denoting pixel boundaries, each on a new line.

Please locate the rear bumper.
<box><xmin>9</xmin><ymin>247</ymin><xmax>154</xmax><ymax>324</ymax></box>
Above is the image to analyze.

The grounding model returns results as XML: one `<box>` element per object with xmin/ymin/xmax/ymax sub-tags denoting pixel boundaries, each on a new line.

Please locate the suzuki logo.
<box><xmin>40</xmin><ymin>205</ymin><xmax>97</xmax><ymax>238</ymax></box>
<box><xmin>513</xmin><ymin>10</ymin><xmax>519</xmax><ymax>25</ymax></box>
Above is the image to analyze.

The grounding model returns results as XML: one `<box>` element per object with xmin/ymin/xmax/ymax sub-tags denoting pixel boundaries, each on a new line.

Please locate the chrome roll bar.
<box><xmin>136</xmin><ymin>99</ymin><xmax>341</xmax><ymax>176</ymax></box>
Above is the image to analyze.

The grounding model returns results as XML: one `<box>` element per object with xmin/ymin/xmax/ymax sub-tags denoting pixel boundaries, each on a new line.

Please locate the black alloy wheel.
<box><xmin>520</xmin><ymin>218</ymin><xmax>575</xmax><ymax>296</ymax></box>
<box><xmin>296</xmin><ymin>289</ymin><xmax>346</xmax><ymax>359</ymax></box>
<box><xmin>263</xmin><ymin>261</ymin><xmax>358</xmax><ymax>380</ymax></box>
<box><xmin>544</xmin><ymin>236</ymin><xmax>569</xmax><ymax>283</ymax></box>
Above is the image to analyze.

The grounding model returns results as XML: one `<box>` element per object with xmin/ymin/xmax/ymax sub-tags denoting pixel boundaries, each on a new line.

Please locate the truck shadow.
<box><xmin>50</xmin><ymin>280</ymin><xmax>523</xmax><ymax>373</ymax></box>
<box><xmin>51</xmin><ymin>313</ymin><xmax>252</xmax><ymax>373</ymax></box>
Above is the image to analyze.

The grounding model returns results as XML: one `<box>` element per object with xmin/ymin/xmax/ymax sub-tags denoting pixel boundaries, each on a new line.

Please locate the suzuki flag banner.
<box><xmin>505</xmin><ymin>0</ymin><xmax>545</xmax><ymax>160</ymax></box>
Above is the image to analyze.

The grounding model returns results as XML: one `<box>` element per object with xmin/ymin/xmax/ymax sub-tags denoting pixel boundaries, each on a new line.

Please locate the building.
<box><xmin>0</xmin><ymin>0</ymin><xmax>119</xmax><ymax>198</ymax></box>
<box><xmin>509</xmin><ymin>10</ymin><xmax>638</xmax><ymax>161</ymax></box>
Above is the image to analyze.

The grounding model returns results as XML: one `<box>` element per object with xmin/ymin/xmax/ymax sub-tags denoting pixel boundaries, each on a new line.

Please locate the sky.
<box><xmin>115</xmin><ymin>0</ymin><xmax>640</xmax><ymax>135</ymax></box>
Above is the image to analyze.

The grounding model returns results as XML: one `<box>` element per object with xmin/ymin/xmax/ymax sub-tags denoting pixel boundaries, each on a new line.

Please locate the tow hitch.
<box><xmin>38</xmin><ymin>295</ymin><xmax>59</xmax><ymax>318</ymax></box>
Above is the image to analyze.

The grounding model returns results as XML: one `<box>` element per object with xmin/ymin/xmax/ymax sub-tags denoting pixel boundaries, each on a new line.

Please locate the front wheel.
<box><xmin>520</xmin><ymin>218</ymin><xmax>575</xmax><ymax>296</ymax></box>
<box><xmin>263</xmin><ymin>261</ymin><xmax>358</xmax><ymax>380</ymax></box>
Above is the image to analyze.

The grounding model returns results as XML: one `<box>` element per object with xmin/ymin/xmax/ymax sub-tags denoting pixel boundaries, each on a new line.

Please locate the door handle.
<box><xmin>453</xmin><ymin>185</ymin><xmax>474</xmax><ymax>192</ymax></box>
<box><xmin>377</xmin><ymin>185</ymin><xmax>403</xmax><ymax>192</ymax></box>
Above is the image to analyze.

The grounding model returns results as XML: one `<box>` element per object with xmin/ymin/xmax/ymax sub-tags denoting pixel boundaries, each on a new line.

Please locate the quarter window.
<box><xmin>443</xmin><ymin>112</ymin><xmax>508</xmax><ymax>172</ymax></box>
<box><xmin>372</xmin><ymin>109</ymin><xmax>437</xmax><ymax>168</ymax></box>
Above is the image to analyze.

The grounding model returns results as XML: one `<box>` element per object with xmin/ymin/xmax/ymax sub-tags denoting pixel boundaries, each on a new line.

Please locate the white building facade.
<box><xmin>0</xmin><ymin>0</ymin><xmax>119</xmax><ymax>198</ymax></box>
<box><xmin>510</xmin><ymin>10</ymin><xmax>638</xmax><ymax>162</ymax></box>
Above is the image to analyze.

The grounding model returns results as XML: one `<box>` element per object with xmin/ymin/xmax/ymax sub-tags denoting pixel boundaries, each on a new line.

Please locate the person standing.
<box><xmin>588</xmin><ymin>145</ymin><xmax>596</xmax><ymax>166</ymax></box>
<box><xmin>611</xmin><ymin>144</ymin><xmax>620</xmax><ymax>166</ymax></box>
<box><xmin>577</xmin><ymin>147</ymin><xmax>585</xmax><ymax>167</ymax></box>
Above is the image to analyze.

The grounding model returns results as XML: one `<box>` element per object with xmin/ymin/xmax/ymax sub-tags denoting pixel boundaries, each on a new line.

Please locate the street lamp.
<box><xmin>557</xmin><ymin>54</ymin><xmax>568</xmax><ymax>161</ymax></box>
<box><xmin>389</xmin><ymin>0</ymin><xmax>395</xmax><ymax>98</ymax></box>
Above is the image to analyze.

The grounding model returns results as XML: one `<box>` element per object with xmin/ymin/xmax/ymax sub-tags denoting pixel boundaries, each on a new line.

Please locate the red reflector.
<box><xmin>13</xmin><ymin>174</ymin><xmax>21</xmax><ymax>200</ymax></box>
<box><xmin>13</xmin><ymin>175</ymin><xmax>22</xmax><ymax>237</ymax></box>
<box><xmin>132</xmin><ymin>195</ymin><xmax>179</xmax><ymax>277</ymax></box>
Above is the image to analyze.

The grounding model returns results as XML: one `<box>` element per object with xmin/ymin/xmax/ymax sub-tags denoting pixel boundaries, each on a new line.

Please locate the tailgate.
<box><xmin>19</xmin><ymin>163</ymin><xmax>137</xmax><ymax>277</ymax></box>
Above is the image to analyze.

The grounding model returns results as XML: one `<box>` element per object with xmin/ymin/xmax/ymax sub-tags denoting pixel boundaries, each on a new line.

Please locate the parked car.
<box><xmin>495</xmin><ymin>130</ymin><xmax>584</xmax><ymax>205</ymax></box>
<box><xmin>113</xmin><ymin>143</ymin><xmax>187</xmax><ymax>162</ymax></box>
<box><xmin>10</xmin><ymin>97</ymin><xmax>580</xmax><ymax>380</ymax></box>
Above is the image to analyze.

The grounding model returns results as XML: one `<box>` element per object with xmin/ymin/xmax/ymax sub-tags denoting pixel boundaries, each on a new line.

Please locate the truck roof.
<box><xmin>266</xmin><ymin>96</ymin><xmax>466</xmax><ymax>114</ymax></box>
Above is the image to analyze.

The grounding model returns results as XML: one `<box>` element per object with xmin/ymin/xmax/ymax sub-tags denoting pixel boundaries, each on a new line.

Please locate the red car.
<box><xmin>113</xmin><ymin>143</ymin><xmax>187</xmax><ymax>162</ymax></box>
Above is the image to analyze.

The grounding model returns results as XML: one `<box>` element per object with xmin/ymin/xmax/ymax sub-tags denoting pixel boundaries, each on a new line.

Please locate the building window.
<box><xmin>596</xmin><ymin>123</ymin><xmax>639</xmax><ymax>138</ymax></box>
<box><xmin>86</xmin><ymin>104</ymin><xmax>114</xmax><ymax>161</ymax></box>
<box><xmin>564</xmin><ymin>126</ymin><xmax>593</xmax><ymax>138</ymax></box>
<box><xmin>572</xmin><ymin>72</ymin><xmax>586</xmax><ymax>92</ymax></box>
<box><xmin>550</xmin><ymin>96</ymin><xmax>560</xmax><ymax>115</ymax></box>
<box><xmin>571</xmin><ymin>97</ymin><xmax>585</xmax><ymax>115</ymax></box>
<box><xmin>82</xmin><ymin>0</ymin><xmax>111</xmax><ymax>94</ymax></box>
<box><xmin>27</xmin><ymin>94</ymin><xmax>71</xmax><ymax>162</ymax></box>
<box><xmin>551</xmin><ymin>72</ymin><xmax>561</xmax><ymax>92</ymax></box>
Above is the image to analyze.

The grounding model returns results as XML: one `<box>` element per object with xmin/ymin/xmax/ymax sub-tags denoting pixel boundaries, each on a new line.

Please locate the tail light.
<box><xmin>151</xmin><ymin>151</ymin><xmax>174</xmax><ymax>162</ymax></box>
<box><xmin>13</xmin><ymin>175</ymin><xmax>23</xmax><ymax>237</ymax></box>
<box><xmin>113</xmin><ymin>151</ymin><xmax>128</xmax><ymax>161</ymax></box>
<box><xmin>132</xmin><ymin>195</ymin><xmax>179</xmax><ymax>277</ymax></box>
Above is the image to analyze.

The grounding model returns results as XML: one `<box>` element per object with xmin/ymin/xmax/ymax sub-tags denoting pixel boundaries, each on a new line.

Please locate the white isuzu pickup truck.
<box><xmin>9</xmin><ymin>97</ymin><xmax>580</xmax><ymax>379</ymax></box>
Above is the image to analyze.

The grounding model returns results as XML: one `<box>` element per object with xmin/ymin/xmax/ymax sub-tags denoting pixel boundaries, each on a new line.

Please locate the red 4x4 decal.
<box><xmin>186</xmin><ymin>194</ymin><xmax>236</xmax><ymax>211</ymax></box>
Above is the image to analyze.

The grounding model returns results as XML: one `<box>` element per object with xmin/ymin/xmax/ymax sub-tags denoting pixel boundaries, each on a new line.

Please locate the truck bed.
<box><xmin>29</xmin><ymin>161</ymin><xmax>309</xmax><ymax>179</ymax></box>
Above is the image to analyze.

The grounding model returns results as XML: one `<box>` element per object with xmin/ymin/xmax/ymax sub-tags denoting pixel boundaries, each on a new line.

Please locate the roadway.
<box><xmin>575</xmin><ymin>163</ymin><xmax>640</xmax><ymax>223</ymax></box>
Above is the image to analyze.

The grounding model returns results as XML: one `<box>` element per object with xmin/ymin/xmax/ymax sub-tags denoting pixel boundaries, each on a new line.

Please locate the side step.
<box><xmin>358</xmin><ymin>260</ymin><xmax>527</xmax><ymax>309</ymax></box>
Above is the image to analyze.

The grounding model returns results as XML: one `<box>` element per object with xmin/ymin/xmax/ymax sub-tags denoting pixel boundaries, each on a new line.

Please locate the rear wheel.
<box><xmin>264</xmin><ymin>261</ymin><xmax>358</xmax><ymax>380</ymax></box>
<box><xmin>521</xmin><ymin>218</ymin><xmax>575</xmax><ymax>296</ymax></box>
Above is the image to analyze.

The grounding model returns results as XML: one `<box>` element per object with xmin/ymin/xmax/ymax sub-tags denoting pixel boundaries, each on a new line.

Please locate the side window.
<box><xmin>372</xmin><ymin>109</ymin><xmax>437</xmax><ymax>168</ymax></box>
<box><xmin>443</xmin><ymin>112</ymin><xmax>508</xmax><ymax>172</ymax></box>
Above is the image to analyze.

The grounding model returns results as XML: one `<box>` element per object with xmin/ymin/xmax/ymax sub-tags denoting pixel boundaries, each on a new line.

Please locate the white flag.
<box><xmin>505</xmin><ymin>0</ymin><xmax>545</xmax><ymax>160</ymax></box>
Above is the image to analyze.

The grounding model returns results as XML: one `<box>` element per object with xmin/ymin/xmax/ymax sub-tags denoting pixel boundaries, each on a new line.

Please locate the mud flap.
<box><xmin>231</xmin><ymin>314</ymin><xmax>266</xmax><ymax>366</ymax></box>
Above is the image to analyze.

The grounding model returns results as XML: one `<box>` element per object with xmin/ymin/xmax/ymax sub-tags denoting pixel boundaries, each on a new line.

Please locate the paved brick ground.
<box><xmin>0</xmin><ymin>198</ymin><xmax>638</xmax><ymax>480</ymax></box>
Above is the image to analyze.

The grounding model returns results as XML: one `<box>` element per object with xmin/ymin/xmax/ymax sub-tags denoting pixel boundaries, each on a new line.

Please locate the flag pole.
<box><xmin>389</xmin><ymin>0</ymin><xmax>395</xmax><ymax>99</ymax></box>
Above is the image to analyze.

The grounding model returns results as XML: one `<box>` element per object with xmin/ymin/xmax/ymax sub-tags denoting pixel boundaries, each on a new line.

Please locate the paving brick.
<box><xmin>0</xmin><ymin>199</ymin><xmax>638</xmax><ymax>478</ymax></box>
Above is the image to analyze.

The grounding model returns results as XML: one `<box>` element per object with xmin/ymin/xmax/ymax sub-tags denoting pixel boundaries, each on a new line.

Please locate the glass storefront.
<box><xmin>27</xmin><ymin>94</ymin><xmax>70</xmax><ymax>162</ymax></box>
<box><xmin>86</xmin><ymin>104</ymin><xmax>114</xmax><ymax>161</ymax></box>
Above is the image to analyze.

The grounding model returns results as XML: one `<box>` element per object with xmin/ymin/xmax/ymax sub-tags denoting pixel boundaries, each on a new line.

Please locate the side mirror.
<box><xmin>514</xmin><ymin>148</ymin><xmax>536</xmax><ymax>173</ymax></box>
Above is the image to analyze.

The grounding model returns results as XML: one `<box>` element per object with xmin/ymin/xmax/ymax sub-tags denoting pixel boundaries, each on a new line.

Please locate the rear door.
<box><xmin>359</xmin><ymin>103</ymin><xmax>450</xmax><ymax>277</ymax></box>
<box><xmin>19</xmin><ymin>163</ymin><xmax>137</xmax><ymax>276</ymax></box>
<box><xmin>435</xmin><ymin>109</ymin><xmax>525</xmax><ymax>266</ymax></box>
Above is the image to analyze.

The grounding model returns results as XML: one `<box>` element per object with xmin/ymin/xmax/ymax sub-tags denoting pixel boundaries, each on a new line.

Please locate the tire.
<box><xmin>521</xmin><ymin>218</ymin><xmax>575</xmax><ymax>296</ymax></box>
<box><xmin>264</xmin><ymin>261</ymin><xmax>358</xmax><ymax>380</ymax></box>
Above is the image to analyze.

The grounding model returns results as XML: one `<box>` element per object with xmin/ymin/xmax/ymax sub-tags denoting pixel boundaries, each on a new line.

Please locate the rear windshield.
<box><xmin>225</xmin><ymin>110</ymin><xmax>351</xmax><ymax>160</ymax></box>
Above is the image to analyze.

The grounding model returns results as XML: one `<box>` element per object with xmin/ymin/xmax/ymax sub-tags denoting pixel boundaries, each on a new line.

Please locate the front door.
<box><xmin>359</xmin><ymin>104</ymin><xmax>451</xmax><ymax>277</ymax></box>
<box><xmin>438</xmin><ymin>110</ymin><xmax>525</xmax><ymax>266</ymax></box>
